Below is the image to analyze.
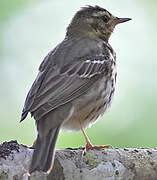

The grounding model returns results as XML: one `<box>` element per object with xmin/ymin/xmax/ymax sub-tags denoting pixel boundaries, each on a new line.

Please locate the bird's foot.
<box><xmin>79</xmin><ymin>122</ymin><xmax>112</xmax><ymax>155</ymax></box>
<box><xmin>82</xmin><ymin>141</ymin><xmax>112</xmax><ymax>155</ymax></box>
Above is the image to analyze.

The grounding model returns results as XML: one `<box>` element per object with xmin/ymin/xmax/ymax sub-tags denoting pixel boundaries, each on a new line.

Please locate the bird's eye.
<box><xmin>102</xmin><ymin>15</ymin><xmax>109</xmax><ymax>23</ymax></box>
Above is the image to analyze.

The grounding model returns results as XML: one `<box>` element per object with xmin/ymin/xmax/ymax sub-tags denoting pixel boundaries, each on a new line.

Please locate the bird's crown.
<box><xmin>77</xmin><ymin>5</ymin><xmax>111</xmax><ymax>18</ymax></box>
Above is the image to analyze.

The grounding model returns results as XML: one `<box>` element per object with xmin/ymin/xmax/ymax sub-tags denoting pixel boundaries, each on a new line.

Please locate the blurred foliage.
<box><xmin>0</xmin><ymin>0</ymin><xmax>157</xmax><ymax>149</ymax></box>
<box><xmin>0</xmin><ymin>0</ymin><xmax>34</xmax><ymax>21</ymax></box>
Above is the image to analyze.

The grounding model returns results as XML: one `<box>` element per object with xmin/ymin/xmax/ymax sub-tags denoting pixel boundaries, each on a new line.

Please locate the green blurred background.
<box><xmin>0</xmin><ymin>0</ymin><xmax>157</xmax><ymax>149</ymax></box>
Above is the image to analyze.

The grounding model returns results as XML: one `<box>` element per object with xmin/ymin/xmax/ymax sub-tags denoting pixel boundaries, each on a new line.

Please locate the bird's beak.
<box><xmin>115</xmin><ymin>17</ymin><xmax>132</xmax><ymax>25</ymax></box>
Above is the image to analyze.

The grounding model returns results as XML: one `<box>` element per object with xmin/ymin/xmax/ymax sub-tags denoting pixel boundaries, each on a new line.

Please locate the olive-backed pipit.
<box><xmin>21</xmin><ymin>5</ymin><xmax>131</xmax><ymax>174</ymax></box>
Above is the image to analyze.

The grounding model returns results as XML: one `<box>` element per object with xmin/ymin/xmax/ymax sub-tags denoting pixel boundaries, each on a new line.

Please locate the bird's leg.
<box><xmin>79</xmin><ymin>121</ymin><xmax>112</xmax><ymax>155</ymax></box>
<box><xmin>80</xmin><ymin>125</ymin><xmax>93</xmax><ymax>150</ymax></box>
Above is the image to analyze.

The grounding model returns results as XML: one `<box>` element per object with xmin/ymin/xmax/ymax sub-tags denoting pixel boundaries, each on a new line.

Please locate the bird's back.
<box><xmin>21</xmin><ymin>36</ymin><xmax>116</xmax><ymax>122</ymax></box>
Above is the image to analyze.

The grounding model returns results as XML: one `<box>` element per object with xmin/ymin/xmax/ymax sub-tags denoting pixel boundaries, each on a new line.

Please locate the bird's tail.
<box><xmin>29</xmin><ymin>126</ymin><xmax>60</xmax><ymax>174</ymax></box>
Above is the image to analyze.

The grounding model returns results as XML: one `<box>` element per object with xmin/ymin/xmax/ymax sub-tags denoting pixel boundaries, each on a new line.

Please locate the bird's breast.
<box><xmin>62</xmin><ymin>60</ymin><xmax>116</xmax><ymax>131</ymax></box>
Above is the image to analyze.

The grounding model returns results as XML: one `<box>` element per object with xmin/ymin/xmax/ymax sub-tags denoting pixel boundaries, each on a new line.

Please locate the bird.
<box><xmin>20</xmin><ymin>5</ymin><xmax>131</xmax><ymax>174</ymax></box>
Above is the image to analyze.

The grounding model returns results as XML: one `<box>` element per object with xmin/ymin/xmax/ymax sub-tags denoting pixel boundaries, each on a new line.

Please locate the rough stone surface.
<box><xmin>0</xmin><ymin>141</ymin><xmax>32</xmax><ymax>180</ymax></box>
<box><xmin>1</xmin><ymin>141</ymin><xmax>157</xmax><ymax>180</ymax></box>
<box><xmin>0</xmin><ymin>141</ymin><xmax>19</xmax><ymax>159</ymax></box>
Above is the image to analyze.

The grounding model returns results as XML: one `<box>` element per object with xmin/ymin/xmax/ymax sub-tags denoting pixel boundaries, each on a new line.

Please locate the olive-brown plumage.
<box><xmin>21</xmin><ymin>5</ymin><xmax>131</xmax><ymax>174</ymax></box>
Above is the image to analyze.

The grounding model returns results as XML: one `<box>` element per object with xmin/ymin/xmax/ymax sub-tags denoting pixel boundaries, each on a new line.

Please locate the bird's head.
<box><xmin>67</xmin><ymin>5</ymin><xmax>131</xmax><ymax>41</ymax></box>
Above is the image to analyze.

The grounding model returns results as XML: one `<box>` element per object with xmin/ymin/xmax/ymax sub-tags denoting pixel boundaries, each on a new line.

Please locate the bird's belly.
<box><xmin>62</xmin><ymin>77</ymin><xmax>115</xmax><ymax>131</ymax></box>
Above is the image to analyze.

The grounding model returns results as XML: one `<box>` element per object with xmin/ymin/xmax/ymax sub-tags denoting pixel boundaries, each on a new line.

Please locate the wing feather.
<box><xmin>21</xmin><ymin>40</ymin><xmax>114</xmax><ymax>121</ymax></box>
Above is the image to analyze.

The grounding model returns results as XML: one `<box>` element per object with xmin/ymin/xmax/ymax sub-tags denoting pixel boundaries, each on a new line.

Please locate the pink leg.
<box><xmin>80</xmin><ymin>122</ymin><xmax>112</xmax><ymax>155</ymax></box>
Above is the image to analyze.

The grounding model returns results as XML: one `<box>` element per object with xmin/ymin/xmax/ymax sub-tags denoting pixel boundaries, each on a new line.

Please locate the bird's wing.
<box><xmin>21</xmin><ymin>48</ymin><xmax>113</xmax><ymax>121</ymax></box>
